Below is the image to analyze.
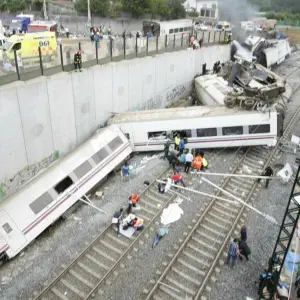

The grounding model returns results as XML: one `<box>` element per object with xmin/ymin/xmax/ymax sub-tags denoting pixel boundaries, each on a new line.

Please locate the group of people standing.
<box><xmin>164</xmin><ymin>135</ymin><xmax>208</xmax><ymax>174</ymax></box>
<box><xmin>226</xmin><ymin>225</ymin><xmax>251</xmax><ymax>267</ymax></box>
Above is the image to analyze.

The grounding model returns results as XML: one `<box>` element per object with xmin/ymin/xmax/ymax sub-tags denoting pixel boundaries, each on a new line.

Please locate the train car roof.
<box><xmin>0</xmin><ymin>125</ymin><xmax>122</xmax><ymax>204</ymax></box>
<box><xmin>108</xmin><ymin>106</ymin><xmax>275</xmax><ymax>124</ymax></box>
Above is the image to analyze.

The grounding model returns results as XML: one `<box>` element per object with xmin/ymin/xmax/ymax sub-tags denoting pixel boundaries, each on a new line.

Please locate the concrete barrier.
<box><xmin>0</xmin><ymin>44</ymin><xmax>230</xmax><ymax>199</ymax></box>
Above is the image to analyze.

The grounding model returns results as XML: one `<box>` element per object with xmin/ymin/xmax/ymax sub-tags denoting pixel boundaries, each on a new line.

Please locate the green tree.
<box><xmin>169</xmin><ymin>0</ymin><xmax>186</xmax><ymax>19</ymax></box>
<box><xmin>75</xmin><ymin>0</ymin><xmax>110</xmax><ymax>16</ymax></box>
<box><xmin>0</xmin><ymin>0</ymin><xmax>27</xmax><ymax>12</ymax></box>
<box><xmin>148</xmin><ymin>0</ymin><xmax>171</xmax><ymax>18</ymax></box>
<box><xmin>121</xmin><ymin>0</ymin><xmax>151</xmax><ymax>17</ymax></box>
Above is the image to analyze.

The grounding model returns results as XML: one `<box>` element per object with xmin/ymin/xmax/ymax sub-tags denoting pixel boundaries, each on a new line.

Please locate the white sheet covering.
<box><xmin>160</xmin><ymin>203</ymin><xmax>183</xmax><ymax>226</ymax></box>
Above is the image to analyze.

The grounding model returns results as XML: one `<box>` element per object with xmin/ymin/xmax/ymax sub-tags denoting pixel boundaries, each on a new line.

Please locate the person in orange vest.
<box><xmin>127</xmin><ymin>193</ymin><xmax>139</xmax><ymax>214</ymax></box>
<box><xmin>193</xmin><ymin>153</ymin><xmax>203</xmax><ymax>172</ymax></box>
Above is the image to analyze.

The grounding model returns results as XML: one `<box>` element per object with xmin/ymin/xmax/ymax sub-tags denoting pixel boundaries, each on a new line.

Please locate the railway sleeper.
<box><xmin>140</xmin><ymin>205</ymin><xmax>157</xmax><ymax>216</ymax></box>
<box><xmin>214</xmin><ymin>200</ymin><xmax>240</xmax><ymax>213</ymax></box>
<box><xmin>223</xmin><ymin>186</ymin><xmax>248</xmax><ymax>198</ymax></box>
<box><xmin>146</xmin><ymin>192</ymin><xmax>169</xmax><ymax>205</ymax></box>
<box><xmin>182</xmin><ymin>250</ymin><xmax>210</xmax><ymax>271</ymax></box>
<box><xmin>99</xmin><ymin>239</ymin><xmax>123</xmax><ymax>255</ymax></box>
<box><xmin>205</xmin><ymin>212</ymin><xmax>230</xmax><ymax>227</ymax></box>
<box><xmin>168</xmin><ymin>268</ymin><xmax>201</xmax><ymax>291</ymax></box>
<box><xmin>201</xmin><ymin>224</ymin><xmax>227</xmax><ymax>238</ymax></box>
<box><xmin>187</xmin><ymin>241</ymin><xmax>215</xmax><ymax>259</ymax></box>
<box><xmin>211</xmin><ymin>206</ymin><xmax>236</xmax><ymax>219</ymax></box>
<box><xmin>165</xmin><ymin>276</ymin><xmax>196</xmax><ymax>296</ymax></box>
<box><xmin>50</xmin><ymin>287</ymin><xmax>70</xmax><ymax>300</ymax></box>
<box><xmin>157</xmin><ymin>284</ymin><xmax>187</xmax><ymax>300</ymax></box>
<box><xmin>191</xmin><ymin>235</ymin><xmax>219</xmax><ymax>252</ymax></box>
<box><xmin>85</xmin><ymin>252</ymin><xmax>112</xmax><ymax>272</ymax></box>
<box><xmin>196</xmin><ymin>230</ymin><xmax>223</xmax><ymax>245</ymax></box>
<box><xmin>63</xmin><ymin>272</ymin><xmax>92</xmax><ymax>294</ymax></box>
<box><xmin>91</xmin><ymin>246</ymin><xmax>117</xmax><ymax>263</ymax></box>
<box><xmin>229</xmin><ymin>177</ymin><xmax>254</xmax><ymax>188</ymax></box>
<box><xmin>106</xmin><ymin>233</ymin><xmax>131</xmax><ymax>247</ymax></box>
<box><xmin>77</xmin><ymin>261</ymin><xmax>102</xmax><ymax>279</ymax></box>
<box><xmin>204</xmin><ymin>218</ymin><xmax>228</xmax><ymax>231</ymax></box>
<box><xmin>177</xmin><ymin>257</ymin><xmax>206</xmax><ymax>276</ymax></box>
<box><xmin>70</xmin><ymin>265</ymin><xmax>98</xmax><ymax>287</ymax></box>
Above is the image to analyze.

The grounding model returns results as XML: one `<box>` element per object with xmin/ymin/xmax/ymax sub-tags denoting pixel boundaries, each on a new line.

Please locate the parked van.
<box><xmin>0</xmin><ymin>31</ymin><xmax>57</xmax><ymax>63</ymax></box>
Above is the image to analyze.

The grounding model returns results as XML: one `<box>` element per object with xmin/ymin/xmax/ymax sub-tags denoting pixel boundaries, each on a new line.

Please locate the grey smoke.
<box><xmin>218</xmin><ymin>0</ymin><xmax>259</xmax><ymax>24</ymax></box>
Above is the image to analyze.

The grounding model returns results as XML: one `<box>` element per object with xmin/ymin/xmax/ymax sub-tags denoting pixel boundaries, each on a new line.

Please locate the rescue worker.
<box><xmin>128</xmin><ymin>217</ymin><xmax>144</xmax><ymax>230</ymax></box>
<box><xmin>201</xmin><ymin>153</ymin><xmax>208</xmax><ymax>169</ymax></box>
<box><xmin>238</xmin><ymin>239</ymin><xmax>251</xmax><ymax>261</ymax></box>
<box><xmin>257</xmin><ymin>166</ymin><xmax>274</xmax><ymax>188</ymax></box>
<box><xmin>74</xmin><ymin>50</ymin><xmax>82</xmax><ymax>72</ymax></box>
<box><xmin>112</xmin><ymin>208</ymin><xmax>123</xmax><ymax>235</ymax></box>
<box><xmin>121</xmin><ymin>161</ymin><xmax>130</xmax><ymax>179</ymax></box>
<box><xmin>163</xmin><ymin>140</ymin><xmax>170</xmax><ymax>160</ymax></box>
<box><xmin>174</xmin><ymin>134</ymin><xmax>180</xmax><ymax>151</ymax></box>
<box><xmin>179</xmin><ymin>138</ymin><xmax>185</xmax><ymax>154</ymax></box>
<box><xmin>184</xmin><ymin>149</ymin><xmax>194</xmax><ymax>173</ymax></box>
<box><xmin>171</xmin><ymin>172</ymin><xmax>186</xmax><ymax>187</ymax></box>
<box><xmin>193</xmin><ymin>153</ymin><xmax>203</xmax><ymax>172</ymax></box>
<box><xmin>127</xmin><ymin>193</ymin><xmax>139</xmax><ymax>214</ymax></box>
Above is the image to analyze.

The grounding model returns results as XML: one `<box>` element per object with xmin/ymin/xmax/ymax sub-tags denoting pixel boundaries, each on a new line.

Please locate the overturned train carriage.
<box><xmin>0</xmin><ymin>125</ymin><xmax>133</xmax><ymax>260</ymax></box>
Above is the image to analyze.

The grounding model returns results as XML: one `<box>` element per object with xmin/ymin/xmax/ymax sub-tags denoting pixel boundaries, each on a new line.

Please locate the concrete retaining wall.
<box><xmin>0</xmin><ymin>44</ymin><xmax>230</xmax><ymax>199</ymax></box>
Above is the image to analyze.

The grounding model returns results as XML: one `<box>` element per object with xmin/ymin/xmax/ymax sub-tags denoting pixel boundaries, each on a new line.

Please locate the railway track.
<box><xmin>139</xmin><ymin>77</ymin><xmax>300</xmax><ymax>300</ymax></box>
<box><xmin>33</xmin><ymin>151</ymin><xmax>217</xmax><ymax>300</ymax></box>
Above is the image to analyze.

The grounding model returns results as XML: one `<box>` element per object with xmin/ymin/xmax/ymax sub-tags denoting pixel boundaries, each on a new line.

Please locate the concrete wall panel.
<box><xmin>17</xmin><ymin>81</ymin><xmax>54</xmax><ymax>165</ymax></box>
<box><xmin>154</xmin><ymin>54</ymin><xmax>167</xmax><ymax>99</ymax></box>
<box><xmin>72</xmin><ymin>69</ymin><xmax>97</xmax><ymax>144</ymax></box>
<box><xmin>47</xmin><ymin>73</ymin><xmax>77</xmax><ymax>155</ymax></box>
<box><xmin>0</xmin><ymin>88</ymin><xmax>27</xmax><ymax>180</ymax></box>
<box><xmin>0</xmin><ymin>45</ymin><xmax>231</xmax><ymax>197</ymax></box>
<box><xmin>142</xmin><ymin>57</ymin><xmax>156</xmax><ymax>108</ymax></box>
<box><xmin>112</xmin><ymin>61</ymin><xmax>129</xmax><ymax>113</ymax></box>
<box><xmin>128</xmin><ymin>59</ymin><xmax>143</xmax><ymax>111</ymax></box>
<box><xmin>93</xmin><ymin>65</ymin><xmax>113</xmax><ymax>125</ymax></box>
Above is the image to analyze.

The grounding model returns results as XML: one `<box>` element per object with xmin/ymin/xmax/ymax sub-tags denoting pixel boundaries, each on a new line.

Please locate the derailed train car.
<box><xmin>0</xmin><ymin>125</ymin><xmax>133</xmax><ymax>261</ymax></box>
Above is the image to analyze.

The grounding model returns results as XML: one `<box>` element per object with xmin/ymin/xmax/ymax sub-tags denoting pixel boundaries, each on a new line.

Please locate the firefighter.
<box><xmin>127</xmin><ymin>193</ymin><xmax>139</xmax><ymax>214</ymax></box>
<box><xmin>74</xmin><ymin>50</ymin><xmax>82</xmax><ymax>72</ymax></box>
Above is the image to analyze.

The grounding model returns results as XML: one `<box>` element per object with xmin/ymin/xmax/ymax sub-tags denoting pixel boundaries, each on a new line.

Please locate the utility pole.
<box><xmin>87</xmin><ymin>0</ymin><xmax>91</xmax><ymax>27</ymax></box>
<box><xmin>43</xmin><ymin>0</ymin><xmax>48</xmax><ymax>20</ymax></box>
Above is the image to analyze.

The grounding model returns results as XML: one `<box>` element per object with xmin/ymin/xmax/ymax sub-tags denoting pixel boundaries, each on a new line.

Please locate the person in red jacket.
<box><xmin>171</xmin><ymin>172</ymin><xmax>186</xmax><ymax>187</ymax></box>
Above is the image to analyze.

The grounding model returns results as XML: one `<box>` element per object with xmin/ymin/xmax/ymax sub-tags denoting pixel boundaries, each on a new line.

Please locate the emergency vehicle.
<box><xmin>28</xmin><ymin>21</ymin><xmax>58</xmax><ymax>34</ymax></box>
<box><xmin>0</xmin><ymin>31</ymin><xmax>57</xmax><ymax>63</ymax></box>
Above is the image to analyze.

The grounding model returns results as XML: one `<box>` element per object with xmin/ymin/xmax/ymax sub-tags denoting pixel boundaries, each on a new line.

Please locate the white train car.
<box><xmin>0</xmin><ymin>125</ymin><xmax>133</xmax><ymax>260</ymax></box>
<box><xmin>108</xmin><ymin>106</ymin><xmax>278</xmax><ymax>152</ymax></box>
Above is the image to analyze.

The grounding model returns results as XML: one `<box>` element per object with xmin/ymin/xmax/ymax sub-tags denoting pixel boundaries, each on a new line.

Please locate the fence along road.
<box><xmin>0</xmin><ymin>30</ymin><xmax>227</xmax><ymax>87</ymax></box>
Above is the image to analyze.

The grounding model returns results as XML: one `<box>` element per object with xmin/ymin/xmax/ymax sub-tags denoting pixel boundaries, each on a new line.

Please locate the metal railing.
<box><xmin>0</xmin><ymin>31</ymin><xmax>228</xmax><ymax>86</ymax></box>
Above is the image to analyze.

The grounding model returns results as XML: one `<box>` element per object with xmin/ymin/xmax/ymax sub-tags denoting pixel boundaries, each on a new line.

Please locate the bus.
<box><xmin>143</xmin><ymin>19</ymin><xmax>193</xmax><ymax>37</ymax></box>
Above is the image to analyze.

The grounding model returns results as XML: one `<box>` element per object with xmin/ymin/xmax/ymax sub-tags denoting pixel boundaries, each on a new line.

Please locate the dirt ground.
<box><xmin>278</xmin><ymin>26</ymin><xmax>300</xmax><ymax>46</ymax></box>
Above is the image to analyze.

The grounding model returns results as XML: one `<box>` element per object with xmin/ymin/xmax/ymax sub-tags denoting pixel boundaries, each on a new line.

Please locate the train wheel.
<box><xmin>244</xmin><ymin>98</ymin><xmax>255</xmax><ymax>110</ymax></box>
<box><xmin>224</xmin><ymin>96</ymin><xmax>236</xmax><ymax>108</ymax></box>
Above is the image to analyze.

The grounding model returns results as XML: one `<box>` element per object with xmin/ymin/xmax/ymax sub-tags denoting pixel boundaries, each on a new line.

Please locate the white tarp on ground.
<box><xmin>161</xmin><ymin>203</ymin><xmax>183</xmax><ymax>226</ymax></box>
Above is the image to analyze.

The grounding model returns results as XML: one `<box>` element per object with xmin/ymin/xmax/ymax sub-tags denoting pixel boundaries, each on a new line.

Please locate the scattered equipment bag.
<box><xmin>277</xmin><ymin>163</ymin><xmax>293</xmax><ymax>184</ymax></box>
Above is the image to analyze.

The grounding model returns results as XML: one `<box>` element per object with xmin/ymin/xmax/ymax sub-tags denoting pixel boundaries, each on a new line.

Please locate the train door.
<box><xmin>0</xmin><ymin>210</ymin><xmax>27</xmax><ymax>253</ymax></box>
<box><xmin>120</xmin><ymin>125</ymin><xmax>134</xmax><ymax>146</ymax></box>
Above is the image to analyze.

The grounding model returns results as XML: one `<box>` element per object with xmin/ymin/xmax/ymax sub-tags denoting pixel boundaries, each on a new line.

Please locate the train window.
<box><xmin>197</xmin><ymin>128</ymin><xmax>217</xmax><ymax>137</ymax></box>
<box><xmin>172</xmin><ymin>130</ymin><xmax>192</xmax><ymax>138</ymax></box>
<box><xmin>184</xmin><ymin>27</ymin><xmax>189</xmax><ymax>31</ymax></box>
<box><xmin>222</xmin><ymin>126</ymin><xmax>243</xmax><ymax>136</ymax></box>
<box><xmin>92</xmin><ymin>147</ymin><xmax>109</xmax><ymax>164</ymax></box>
<box><xmin>73</xmin><ymin>161</ymin><xmax>93</xmax><ymax>179</ymax></box>
<box><xmin>148</xmin><ymin>131</ymin><xmax>167</xmax><ymax>140</ymax></box>
<box><xmin>169</xmin><ymin>29</ymin><xmax>174</xmax><ymax>34</ymax></box>
<box><xmin>29</xmin><ymin>192</ymin><xmax>55</xmax><ymax>215</ymax></box>
<box><xmin>108</xmin><ymin>136</ymin><xmax>123</xmax><ymax>151</ymax></box>
<box><xmin>54</xmin><ymin>176</ymin><xmax>74</xmax><ymax>194</ymax></box>
<box><xmin>249</xmin><ymin>124</ymin><xmax>270</xmax><ymax>134</ymax></box>
<box><xmin>174</xmin><ymin>28</ymin><xmax>179</xmax><ymax>33</ymax></box>
<box><xmin>124</xmin><ymin>133</ymin><xmax>130</xmax><ymax>140</ymax></box>
<box><xmin>179</xmin><ymin>28</ymin><xmax>183</xmax><ymax>32</ymax></box>
<box><xmin>3</xmin><ymin>223</ymin><xmax>13</xmax><ymax>234</ymax></box>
